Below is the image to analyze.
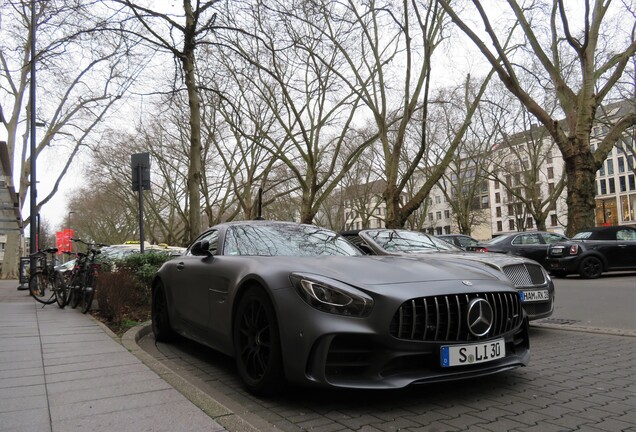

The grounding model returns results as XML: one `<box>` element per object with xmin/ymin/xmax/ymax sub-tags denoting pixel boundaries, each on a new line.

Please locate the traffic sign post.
<box><xmin>131</xmin><ymin>153</ymin><xmax>150</xmax><ymax>254</ymax></box>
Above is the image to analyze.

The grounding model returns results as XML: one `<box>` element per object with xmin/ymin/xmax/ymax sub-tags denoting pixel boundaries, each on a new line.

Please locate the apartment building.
<box><xmin>345</xmin><ymin>102</ymin><xmax>635</xmax><ymax>238</ymax></box>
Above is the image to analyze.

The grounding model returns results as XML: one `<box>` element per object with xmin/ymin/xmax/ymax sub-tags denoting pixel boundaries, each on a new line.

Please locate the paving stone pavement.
<box><xmin>135</xmin><ymin>319</ymin><xmax>636</xmax><ymax>432</ymax></box>
<box><xmin>0</xmin><ymin>280</ymin><xmax>225</xmax><ymax>432</ymax></box>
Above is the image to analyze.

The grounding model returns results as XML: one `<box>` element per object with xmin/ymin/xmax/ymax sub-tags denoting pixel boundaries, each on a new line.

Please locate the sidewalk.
<box><xmin>0</xmin><ymin>279</ymin><xmax>226</xmax><ymax>432</ymax></box>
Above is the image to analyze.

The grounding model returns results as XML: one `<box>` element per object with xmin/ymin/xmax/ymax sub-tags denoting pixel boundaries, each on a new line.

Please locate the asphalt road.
<box><xmin>135</xmin><ymin>273</ymin><xmax>636</xmax><ymax>432</ymax></box>
<box><xmin>545</xmin><ymin>272</ymin><xmax>636</xmax><ymax>331</ymax></box>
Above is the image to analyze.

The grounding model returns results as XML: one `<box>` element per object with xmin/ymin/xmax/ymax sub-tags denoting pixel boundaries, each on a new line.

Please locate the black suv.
<box><xmin>545</xmin><ymin>225</ymin><xmax>636</xmax><ymax>278</ymax></box>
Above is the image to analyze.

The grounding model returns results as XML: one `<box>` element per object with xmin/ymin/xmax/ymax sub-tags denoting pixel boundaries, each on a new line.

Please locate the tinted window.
<box><xmin>617</xmin><ymin>229</ymin><xmax>636</xmax><ymax>240</ymax></box>
<box><xmin>223</xmin><ymin>224</ymin><xmax>361</xmax><ymax>256</ymax></box>
<box><xmin>512</xmin><ymin>234</ymin><xmax>541</xmax><ymax>245</ymax></box>
<box><xmin>541</xmin><ymin>233</ymin><xmax>567</xmax><ymax>244</ymax></box>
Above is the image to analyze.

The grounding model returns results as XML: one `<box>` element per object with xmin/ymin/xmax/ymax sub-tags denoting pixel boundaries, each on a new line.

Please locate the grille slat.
<box><xmin>390</xmin><ymin>292</ymin><xmax>524</xmax><ymax>342</ymax></box>
<box><xmin>502</xmin><ymin>263</ymin><xmax>546</xmax><ymax>287</ymax></box>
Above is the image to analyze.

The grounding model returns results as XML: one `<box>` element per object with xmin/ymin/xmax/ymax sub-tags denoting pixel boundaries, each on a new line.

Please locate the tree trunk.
<box><xmin>182</xmin><ymin>2</ymin><xmax>202</xmax><ymax>243</ymax></box>
<box><xmin>0</xmin><ymin>232</ymin><xmax>21</xmax><ymax>280</ymax></box>
<box><xmin>563</xmin><ymin>149</ymin><xmax>598</xmax><ymax>237</ymax></box>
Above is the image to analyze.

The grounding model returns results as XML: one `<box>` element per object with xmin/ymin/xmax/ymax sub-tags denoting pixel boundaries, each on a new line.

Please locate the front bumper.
<box><xmin>545</xmin><ymin>256</ymin><xmax>580</xmax><ymax>274</ymax></box>
<box><xmin>273</xmin><ymin>282</ymin><xmax>530</xmax><ymax>389</ymax></box>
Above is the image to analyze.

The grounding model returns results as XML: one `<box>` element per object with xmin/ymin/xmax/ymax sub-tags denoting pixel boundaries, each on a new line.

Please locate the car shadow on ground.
<box><xmin>552</xmin><ymin>270</ymin><xmax>636</xmax><ymax>279</ymax></box>
<box><xmin>158</xmin><ymin>332</ymin><xmax>535</xmax><ymax>408</ymax></box>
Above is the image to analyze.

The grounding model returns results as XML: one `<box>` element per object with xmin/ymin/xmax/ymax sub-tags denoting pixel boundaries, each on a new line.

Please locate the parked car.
<box><xmin>466</xmin><ymin>231</ymin><xmax>569</xmax><ymax>268</ymax></box>
<box><xmin>545</xmin><ymin>225</ymin><xmax>636</xmax><ymax>279</ymax></box>
<box><xmin>437</xmin><ymin>234</ymin><xmax>480</xmax><ymax>250</ymax></box>
<box><xmin>342</xmin><ymin>229</ymin><xmax>554</xmax><ymax>321</ymax></box>
<box><xmin>153</xmin><ymin>221</ymin><xmax>530</xmax><ymax>395</ymax></box>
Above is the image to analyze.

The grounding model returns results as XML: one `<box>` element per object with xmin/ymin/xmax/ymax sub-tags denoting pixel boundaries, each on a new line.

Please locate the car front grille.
<box><xmin>502</xmin><ymin>263</ymin><xmax>546</xmax><ymax>287</ymax></box>
<box><xmin>390</xmin><ymin>292</ymin><xmax>523</xmax><ymax>342</ymax></box>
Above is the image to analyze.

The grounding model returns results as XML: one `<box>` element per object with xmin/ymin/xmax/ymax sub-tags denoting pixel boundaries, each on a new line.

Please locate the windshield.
<box><xmin>572</xmin><ymin>231</ymin><xmax>593</xmax><ymax>240</ymax></box>
<box><xmin>364</xmin><ymin>229</ymin><xmax>461</xmax><ymax>253</ymax></box>
<box><xmin>223</xmin><ymin>224</ymin><xmax>362</xmax><ymax>256</ymax></box>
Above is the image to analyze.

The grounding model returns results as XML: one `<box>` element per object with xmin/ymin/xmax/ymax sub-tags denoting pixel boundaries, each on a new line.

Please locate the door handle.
<box><xmin>176</xmin><ymin>262</ymin><xmax>185</xmax><ymax>271</ymax></box>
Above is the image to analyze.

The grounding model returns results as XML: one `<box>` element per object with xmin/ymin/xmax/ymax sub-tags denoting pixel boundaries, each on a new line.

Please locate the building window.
<box><xmin>496</xmin><ymin>207</ymin><xmax>502</xmax><ymax>217</ymax></box>
<box><xmin>508</xmin><ymin>219</ymin><xmax>515</xmax><ymax>231</ymax></box>
<box><xmin>435</xmin><ymin>195</ymin><xmax>441</xmax><ymax>204</ymax></box>
<box><xmin>547</xmin><ymin>152</ymin><xmax>553</xmax><ymax>165</ymax></box>
<box><xmin>436</xmin><ymin>227</ymin><xmax>443</xmax><ymax>235</ymax></box>
<box><xmin>618</xmin><ymin>157</ymin><xmax>625</xmax><ymax>173</ymax></box>
<box><xmin>436</xmin><ymin>211</ymin><xmax>442</xmax><ymax>220</ymax></box>
<box><xmin>548</xmin><ymin>182</ymin><xmax>555</xmax><ymax>194</ymax></box>
<box><xmin>444</xmin><ymin>225</ymin><xmax>451</xmax><ymax>234</ymax></box>
<box><xmin>621</xmin><ymin>194</ymin><xmax>635</xmax><ymax>221</ymax></box>
<box><xmin>599</xmin><ymin>163</ymin><xmax>605</xmax><ymax>176</ymax></box>
<box><xmin>497</xmin><ymin>221</ymin><xmax>503</xmax><ymax>232</ymax></box>
<box><xmin>550</xmin><ymin>214</ymin><xmax>558</xmax><ymax>226</ymax></box>
<box><xmin>600</xmin><ymin>179</ymin><xmax>607</xmax><ymax>195</ymax></box>
<box><xmin>609</xmin><ymin>178</ymin><xmax>616</xmax><ymax>194</ymax></box>
<box><xmin>494</xmin><ymin>180</ymin><xmax>500</xmax><ymax>190</ymax></box>
<box><xmin>629</xmin><ymin>174</ymin><xmax>635</xmax><ymax>191</ymax></box>
<box><xmin>607</xmin><ymin>159</ymin><xmax>614</xmax><ymax>175</ymax></box>
<box><xmin>481</xmin><ymin>196</ymin><xmax>489</xmax><ymax>208</ymax></box>
<box><xmin>495</xmin><ymin>192</ymin><xmax>500</xmax><ymax>203</ymax></box>
<box><xmin>508</xmin><ymin>204</ymin><xmax>514</xmax><ymax>215</ymax></box>
<box><xmin>428</xmin><ymin>213</ymin><xmax>433</xmax><ymax>222</ymax></box>
<box><xmin>526</xmin><ymin>217</ymin><xmax>534</xmax><ymax>228</ymax></box>
<box><xmin>547</xmin><ymin>167</ymin><xmax>554</xmax><ymax>179</ymax></box>
<box><xmin>620</xmin><ymin>176</ymin><xmax>627</xmax><ymax>192</ymax></box>
<box><xmin>444</xmin><ymin>210</ymin><xmax>450</xmax><ymax>219</ymax></box>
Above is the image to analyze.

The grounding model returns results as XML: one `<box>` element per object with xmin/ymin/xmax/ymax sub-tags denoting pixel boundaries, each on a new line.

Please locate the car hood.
<box><xmin>248</xmin><ymin>255</ymin><xmax>506</xmax><ymax>286</ymax></box>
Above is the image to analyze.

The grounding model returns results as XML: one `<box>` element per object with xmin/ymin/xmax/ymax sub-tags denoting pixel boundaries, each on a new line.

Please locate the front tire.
<box><xmin>579</xmin><ymin>256</ymin><xmax>603</xmax><ymax>279</ymax></box>
<box><xmin>152</xmin><ymin>281</ymin><xmax>176</xmax><ymax>342</ymax></box>
<box><xmin>233</xmin><ymin>288</ymin><xmax>284</xmax><ymax>396</ymax></box>
<box><xmin>80</xmin><ymin>274</ymin><xmax>95</xmax><ymax>314</ymax></box>
<box><xmin>29</xmin><ymin>272</ymin><xmax>57</xmax><ymax>305</ymax></box>
<box><xmin>54</xmin><ymin>272</ymin><xmax>67</xmax><ymax>309</ymax></box>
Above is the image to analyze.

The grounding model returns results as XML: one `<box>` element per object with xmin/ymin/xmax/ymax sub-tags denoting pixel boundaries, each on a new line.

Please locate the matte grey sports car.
<box><xmin>341</xmin><ymin>229</ymin><xmax>554</xmax><ymax>321</ymax></box>
<box><xmin>152</xmin><ymin>221</ymin><xmax>530</xmax><ymax>395</ymax></box>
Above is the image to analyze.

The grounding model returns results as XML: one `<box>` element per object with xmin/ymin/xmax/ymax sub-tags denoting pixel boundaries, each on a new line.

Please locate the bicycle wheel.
<box><xmin>68</xmin><ymin>274</ymin><xmax>82</xmax><ymax>309</ymax></box>
<box><xmin>29</xmin><ymin>272</ymin><xmax>57</xmax><ymax>305</ymax></box>
<box><xmin>54</xmin><ymin>272</ymin><xmax>67</xmax><ymax>309</ymax></box>
<box><xmin>80</xmin><ymin>274</ymin><xmax>96</xmax><ymax>314</ymax></box>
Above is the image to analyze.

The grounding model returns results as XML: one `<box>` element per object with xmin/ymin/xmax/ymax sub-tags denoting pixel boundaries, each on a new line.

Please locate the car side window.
<box><xmin>617</xmin><ymin>229</ymin><xmax>636</xmax><ymax>240</ymax></box>
<box><xmin>542</xmin><ymin>233</ymin><xmax>567</xmax><ymax>244</ymax></box>
<box><xmin>513</xmin><ymin>234</ymin><xmax>540</xmax><ymax>245</ymax></box>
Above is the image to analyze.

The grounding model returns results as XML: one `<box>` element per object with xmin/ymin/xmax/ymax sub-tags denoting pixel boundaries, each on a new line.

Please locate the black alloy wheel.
<box><xmin>152</xmin><ymin>281</ymin><xmax>176</xmax><ymax>342</ymax></box>
<box><xmin>233</xmin><ymin>288</ymin><xmax>284</xmax><ymax>396</ymax></box>
<box><xmin>579</xmin><ymin>256</ymin><xmax>603</xmax><ymax>279</ymax></box>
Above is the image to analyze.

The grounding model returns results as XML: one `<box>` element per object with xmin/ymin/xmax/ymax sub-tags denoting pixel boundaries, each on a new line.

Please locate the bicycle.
<box><xmin>66</xmin><ymin>239</ymin><xmax>105</xmax><ymax>313</ymax></box>
<box><xmin>28</xmin><ymin>248</ymin><xmax>67</xmax><ymax>307</ymax></box>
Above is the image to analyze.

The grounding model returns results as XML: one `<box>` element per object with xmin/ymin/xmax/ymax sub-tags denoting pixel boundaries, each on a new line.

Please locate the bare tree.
<box><xmin>212</xmin><ymin>0</ymin><xmax>376</xmax><ymax>224</ymax></box>
<box><xmin>114</xmin><ymin>0</ymin><xmax>222</xmax><ymax>243</ymax></box>
<box><xmin>0</xmin><ymin>0</ymin><xmax>142</xmax><ymax>277</ymax></box>
<box><xmin>438</xmin><ymin>0</ymin><xmax>636</xmax><ymax>236</ymax></box>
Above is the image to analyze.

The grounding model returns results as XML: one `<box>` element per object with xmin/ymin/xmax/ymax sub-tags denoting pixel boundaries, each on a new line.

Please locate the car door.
<box><xmin>510</xmin><ymin>233</ymin><xmax>546</xmax><ymax>263</ymax></box>
<box><xmin>171</xmin><ymin>230</ymin><xmax>220</xmax><ymax>333</ymax></box>
<box><xmin>615</xmin><ymin>228</ymin><xmax>636</xmax><ymax>268</ymax></box>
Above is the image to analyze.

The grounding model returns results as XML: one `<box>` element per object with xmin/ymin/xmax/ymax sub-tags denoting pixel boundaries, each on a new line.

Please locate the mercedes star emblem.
<box><xmin>467</xmin><ymin>298</ymin><xmax>494</xmax><ymax>337</ymax></box>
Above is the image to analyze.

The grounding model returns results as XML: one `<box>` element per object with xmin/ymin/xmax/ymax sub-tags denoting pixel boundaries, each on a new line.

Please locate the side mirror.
<box><xmin>191</xmin><ymin>240</ymin><xmax>211</xmax><ymax>256</ymax></box>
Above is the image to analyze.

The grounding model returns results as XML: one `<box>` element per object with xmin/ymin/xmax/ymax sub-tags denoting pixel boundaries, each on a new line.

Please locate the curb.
<box><xmin>121</xmin><ymin>322</ymin><xmax>261</xmax><ymax>432</ymax></box>
<box><xmin>530</xmin><ymin>322</ymin><xmax>636</xmax><ymax>337</ymax></box>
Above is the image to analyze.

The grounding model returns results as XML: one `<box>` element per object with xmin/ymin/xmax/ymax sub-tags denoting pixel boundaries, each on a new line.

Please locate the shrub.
<box><xmin>95</xmin><ymin>251</ymin><xmax>173</xmax><ymax>331</ymax></box>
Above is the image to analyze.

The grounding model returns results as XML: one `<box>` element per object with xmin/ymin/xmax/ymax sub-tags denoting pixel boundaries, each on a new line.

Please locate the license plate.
<box><xmin>520</xmin><ymin>290</ymin><xmax>549</xmax><ymax>302</ymax></box>
<box><xmin>441</xmin><ymin>339</ymin><xmax>505</xmax><ymax>367</ymax></box>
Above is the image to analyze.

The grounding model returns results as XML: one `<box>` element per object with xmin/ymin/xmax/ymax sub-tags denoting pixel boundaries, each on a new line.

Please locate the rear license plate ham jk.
<box><xmin>441</xmin><ymin>339</ymin><xmax>505</xmax><ymax>367</ymax></box>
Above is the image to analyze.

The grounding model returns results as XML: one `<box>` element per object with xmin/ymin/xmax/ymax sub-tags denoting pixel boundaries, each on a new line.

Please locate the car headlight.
<box><xmin>290</xmin><ymin>273</ymin><xmax>373</xmax><ymax>317</ymax></box>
